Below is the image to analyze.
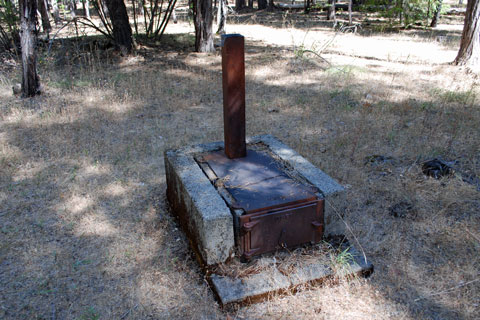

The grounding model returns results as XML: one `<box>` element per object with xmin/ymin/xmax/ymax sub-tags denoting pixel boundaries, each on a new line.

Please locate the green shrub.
<box><xmin>362</xmin><ymin>0</ymin><xmax>445</xmax><ymax>27</ymax></box>
<box><xmin>0</xmin><ymin>0</ymin><xmax>20</xmax><ymax>51</ymax></box>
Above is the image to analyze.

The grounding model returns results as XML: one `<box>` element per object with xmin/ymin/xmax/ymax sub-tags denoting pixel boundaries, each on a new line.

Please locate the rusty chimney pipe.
<box><xmin>221</xmin><ymin>34</ymin><xmax>247</xmax><ymax>159</ymax></box>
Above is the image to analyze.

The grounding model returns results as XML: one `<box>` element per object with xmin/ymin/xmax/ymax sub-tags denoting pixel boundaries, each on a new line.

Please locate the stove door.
<box><xmin>240</xmin><ymin>199</ymin><xmax>324</xmax><ymax>260</ymax></box>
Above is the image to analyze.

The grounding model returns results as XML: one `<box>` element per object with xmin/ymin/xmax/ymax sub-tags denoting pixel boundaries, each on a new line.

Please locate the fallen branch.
<box><xmin>47</xmin><ymin>17</ymin><xmax>114</xmax><ymax>56</ymax></box>
<box><xmin>47</xmin><ymin>20</ymin><xmax>74</xmax><ymax>55</ymax></box>
<box><xmin>75</xmin><ymin>17</ymin><xmax>113</xmax><ymax>40</ymax></box>
<box><xmin>446</xmin><ymin>8</ymin><xmax>467</xmax><ymax>15</ymax></box>
<box><xmin>301</xmin><ymin>49</ymin><xmax>331</xmax><ymax>65</ymax></box>
<box><xmin>120</xmin><ymin>303</ymin><xmax>139</xmax><ymax>320</ymax></box>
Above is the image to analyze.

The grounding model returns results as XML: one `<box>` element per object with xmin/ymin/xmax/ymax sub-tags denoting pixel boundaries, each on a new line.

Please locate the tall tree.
<box><xmin>217</xmin><ymin>0</ymin><xmax>227</xmax><ymax>34</ymax></box>
<box><xmin>19</xmin><ymin>0</ymin><xmax>40</xmax><ymax>97</ymax></box>
<box><xmin>68</xmin><ymin>0</ymin><xmax>76</xmax><ymax>18</ymax></box>
<box><xmin>83</xmin><ymin>0</ymin><xmax>91</xmax><ymax>19</ymax></box>
<box><xmin>194</xmin><ymin>0</ymin><xmax>214</xmax><ymax>52</ymax></box>
<box><xmin>104</xmin><ymin>0</ymin><xmax>133</xmax><ymax>54</ymax></box>
<box><xmin>304</xmin><ymin>0</ymin><xmax>312</xmax><ymax>14</ymax></box>
<box><xmin>51</xmin><ymin>0</ymin><xmax>61</xmax><ymax>25</ymax></box>
<box><xmin>430</xmin><ymin>0</ymin><xmax>443</xmax><ymax>27</ymax></box>
<box><xmin>258</xmin><ymin>0</ymin><xmax>267</xmax><ymax>9</ymax></box>
<box><xmin>37</xmin><ymin>0</ymin><xmax>51</xmax><ymax>33</ymax></box>
<box><xmin>327</xmin><ymin>0</ymin><xmax>335</xmax><ymax>21</ymax></box>
<box><xmin>348</xmin><ymin>0</ymin><xmax>352</xmax><ymax>24</ymax></box>
<box><xmin>454</xmin><ymin>0</ymin><xmax>480</xmax><ymax>66</ymax></box>
<box><xmin>236</xmin><ymin>0</ymin><xmax>245</xmax><ymax>10</ymax></box>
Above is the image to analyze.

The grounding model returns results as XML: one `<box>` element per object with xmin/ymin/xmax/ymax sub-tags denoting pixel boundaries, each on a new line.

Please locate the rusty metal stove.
<box><xmin>195</xmin><ymin>34</ymin><xmax>324</xmax><ymax>261</ymax></box>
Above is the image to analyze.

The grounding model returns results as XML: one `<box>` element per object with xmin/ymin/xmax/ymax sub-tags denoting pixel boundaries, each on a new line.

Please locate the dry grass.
<box><xmin>1</xmin><ymin>6</ymin><xmax>479</xmax><ymax>320</ymax></box>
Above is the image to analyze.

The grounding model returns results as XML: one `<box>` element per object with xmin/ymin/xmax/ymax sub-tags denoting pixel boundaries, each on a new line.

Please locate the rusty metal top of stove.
<box><xmin>196</xmin><ymin>147</ymin><xmax>320</xmax><ymax>214</ymax></box>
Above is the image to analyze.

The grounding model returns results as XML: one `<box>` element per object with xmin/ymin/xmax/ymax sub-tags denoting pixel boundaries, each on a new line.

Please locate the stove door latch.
<box><xmin>311</xmin><ymin>221</ymin><xmax>324</xmax><ymax>233</ymax></box>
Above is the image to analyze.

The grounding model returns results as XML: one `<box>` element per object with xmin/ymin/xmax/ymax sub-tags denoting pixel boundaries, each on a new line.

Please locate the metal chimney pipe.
<box><xmin>221</xmin><ymin>34</ymin><xmax>247</xmax><ymax>159</ymax></box>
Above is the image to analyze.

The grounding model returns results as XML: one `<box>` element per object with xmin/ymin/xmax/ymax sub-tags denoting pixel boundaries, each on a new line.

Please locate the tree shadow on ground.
<box><xmin>1</xmin><ymin>30</ymin><xmax>478</xmax><ymax>319</ymax></box>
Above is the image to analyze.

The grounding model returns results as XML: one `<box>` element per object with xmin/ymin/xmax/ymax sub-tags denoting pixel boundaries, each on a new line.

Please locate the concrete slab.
<box><xmin>210</xmin><ymin>240</ymin><xmax>373</xmax><ymax>306</ymax></box>
<box><xmin>164</xmin><ymin>135</ymin><xmax>347</xmax><ymax>265</ymax></box>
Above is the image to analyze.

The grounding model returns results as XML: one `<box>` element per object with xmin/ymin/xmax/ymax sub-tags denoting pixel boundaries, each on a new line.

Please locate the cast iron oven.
<box><xmin>196</xmin><ymin>34</ymin><xmax>325</xmax><ymax>261</ymax></box>
<box><xmin>196</xmin><ymin>148</ymin><xmax>324</xmax><ymax>261</ymax></box>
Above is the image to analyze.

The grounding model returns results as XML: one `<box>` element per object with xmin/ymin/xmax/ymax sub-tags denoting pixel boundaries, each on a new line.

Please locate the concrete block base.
<box><xmin>164</xmin><ymin>134</ymin><xmax>348</xmax><ymax>266</ymax></box>
<box><xmin>165</xmin><ymin>134</ymin><xmax>373</xmax><ymax>305</ymax></box>
<box><xmin>210</xmin><ymin>238</ymin><xmax>373</xmax><ymax>305</ymax></box>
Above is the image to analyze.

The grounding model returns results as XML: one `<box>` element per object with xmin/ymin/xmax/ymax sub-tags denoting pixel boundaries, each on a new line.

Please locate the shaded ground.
<box><xmin>1</xmin><ymin>5</ymin><xmax>479</xmax><ymax>320</ymax></box>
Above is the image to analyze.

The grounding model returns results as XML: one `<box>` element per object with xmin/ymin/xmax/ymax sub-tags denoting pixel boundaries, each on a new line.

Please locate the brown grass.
<box><xmin>1</xmin><ymin>5</ymin><xmax>479</xmax><ymax>319</ymax></box>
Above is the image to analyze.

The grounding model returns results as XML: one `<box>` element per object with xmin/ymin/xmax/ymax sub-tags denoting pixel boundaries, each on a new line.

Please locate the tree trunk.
<box><xmin>454</xmin><ymin>0</ymin><xmax>480</xmax><ymax>66</ymax></box>
<box><xmin>248</xmin><ymin>0</ymin><xmax>253</xmax><ymax>8</ymax></box>
<box><xmin>268</xmin><ymin>0</ymin><xmax>274</xmax><ymax>9</ymax></box>
<box><xmin>236</xmin><ymin>0</ymin><xmax>245</xmax><ymax>10</ymax></box>
<box><xmin>327</xmin><ymin>0</ymin><xmax>335</xmax><ymax>20</ymax></box>
<box><xmin>304</xmin><ymin>0</ymin><xmax>311</xmax><ymax>13</ymax></box>
<box><xmin>38</xmin><ymin>0</ymin><xmax>52</xmax><ymax>33</ymax></box>
<box><xmin>51</xmin><ymin>0</ymin><xmax>61</xmax><ymax>25</ymax></box>
<box><xmin>69</xmin><ymin>0</ymin><xmax>76</xmax><ymax>18</ymax></box>
<box><xmin>19</xmin><ymin>0</ymin><xmax>40</xmax><ymax>97</ymax></box>
<box><xmin>348</xmin><ymin>0</ymin><xmax>352</xmax><ymax>24</ymax></box>
<box><xmin>83</xmin><ymin>0</ymin><xmax>91</xmax><ymax>18</ymax></box>
<box><xmin>258</xmin><ymin>0</ymin><xmax>266</xmax><ymax>9</ymax></box>
<box><xmin>217</xmin><ymin>0</ymin><xmax>227</xmax><ymax>34</ymax></box>
<box><xmin>397</xmin><ymin>0</ymin><xmax>403</xmax><ymax>25</ymax></box>
<box><xmin>104</xmin><ymin>0</ymin><xmax>133</xmax><ymax>54</ymax></box>
<box><xmin>430</xmin><ymin>0</ymin><xmax>442</xmax><ymax>27</ymax></box>
<box><xmin>194</xmin><ymin>0</ymin><xmax>214</xmax><ymax>52</ymax></box>
<box><xmin>102</xmin><ymin>1</ymin><xmax>109</xmax><ymax>16</ymax></box>
<box><xmin>188</xmin><ymin>0</ymin><xmax>193</xmax><ymax>20</ymax></box>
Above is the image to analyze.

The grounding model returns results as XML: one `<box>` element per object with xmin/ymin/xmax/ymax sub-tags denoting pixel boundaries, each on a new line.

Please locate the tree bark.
<box><xmin>217</xmin><ymin>0</ymin><xmax>227</xmax><ymax>34</ymax></box>
<box><xmin>104</xmin><ymin>0</ymin><xmax>133</xmax><ymax>54</ymax></box>
<box><xmin>430</xmin><ymin>0</ymin><xmax>443</xmax><ymax>27</ymax></box>
<box><xmin>454</xmin><ymin>0</ymin><xmax>480</xmax><ymax>66</ymax></box>
<box><xmin>69</xmin><ymin>0</ymin><xmax>76</xmax><ymax>18</ymax></box>
<box><xmin>258</xmin><ymin>0</ymin><xmax>267</xmax><ymax>9</ymax></box>
<box><xmin>172</xmin><ymin>8</ymin><xmax>177</xmax><ymax>23</ymax></box>
<box><xmin>268</xmin><ymin>0</ymin><xmax>274</xmax><ymax>9</ymax></box>
<box><xmin>51</xmin><ymin>0</ymin><xmax>61</xmax><ymax>25</ymax></box>
<box><xmin>236</xmin><ymin>0</ymin><xmax>245</xmax><ymax>10</ymax></box>
<box><xmin>83</xmin><ymin>0</ymin><xmax>91</xmax><ymax>18</ymax></box>
<box><xmin>248</xmin><ymin>0</ymin><xmax>253</xmax><ymax>8</ymax></box>
<box><xmin>38</xmin><ymin>0</ymin><xmax>52</xmax><ymax>33</ymax></box>
<box><xmin>348</xmin><ymin>0</ymin><xmax>352</xmax><ymax>24</ymax></box>
<box><xmin>19</xmin><ymin>0</ymin><xmax>40</xmax><ymax>97</ymax></box>
<box><xmin>327</xmin><ymin>0</ymin><xmax>335</xmax><ymax>20</ymax></box>
<box><xmin>304</xmin><ymin>0</ymin><xmax>311</xmax><ymax>14</ymax></box>
<box><xmin>194</xmin><ymin>0</ymin><xmax>214</xmax><ymax>52</ymax></box>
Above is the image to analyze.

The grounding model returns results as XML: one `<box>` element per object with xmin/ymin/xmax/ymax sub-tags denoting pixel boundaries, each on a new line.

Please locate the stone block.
<box><xmin>164</xmin><ymin>135</ymin><xmax>347</xmax><ymax>265</ymax></box>
<box><xmin>165</xmin><ymin>142</ymin><xmax>234</xmax><ymax>266</ymax></box>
